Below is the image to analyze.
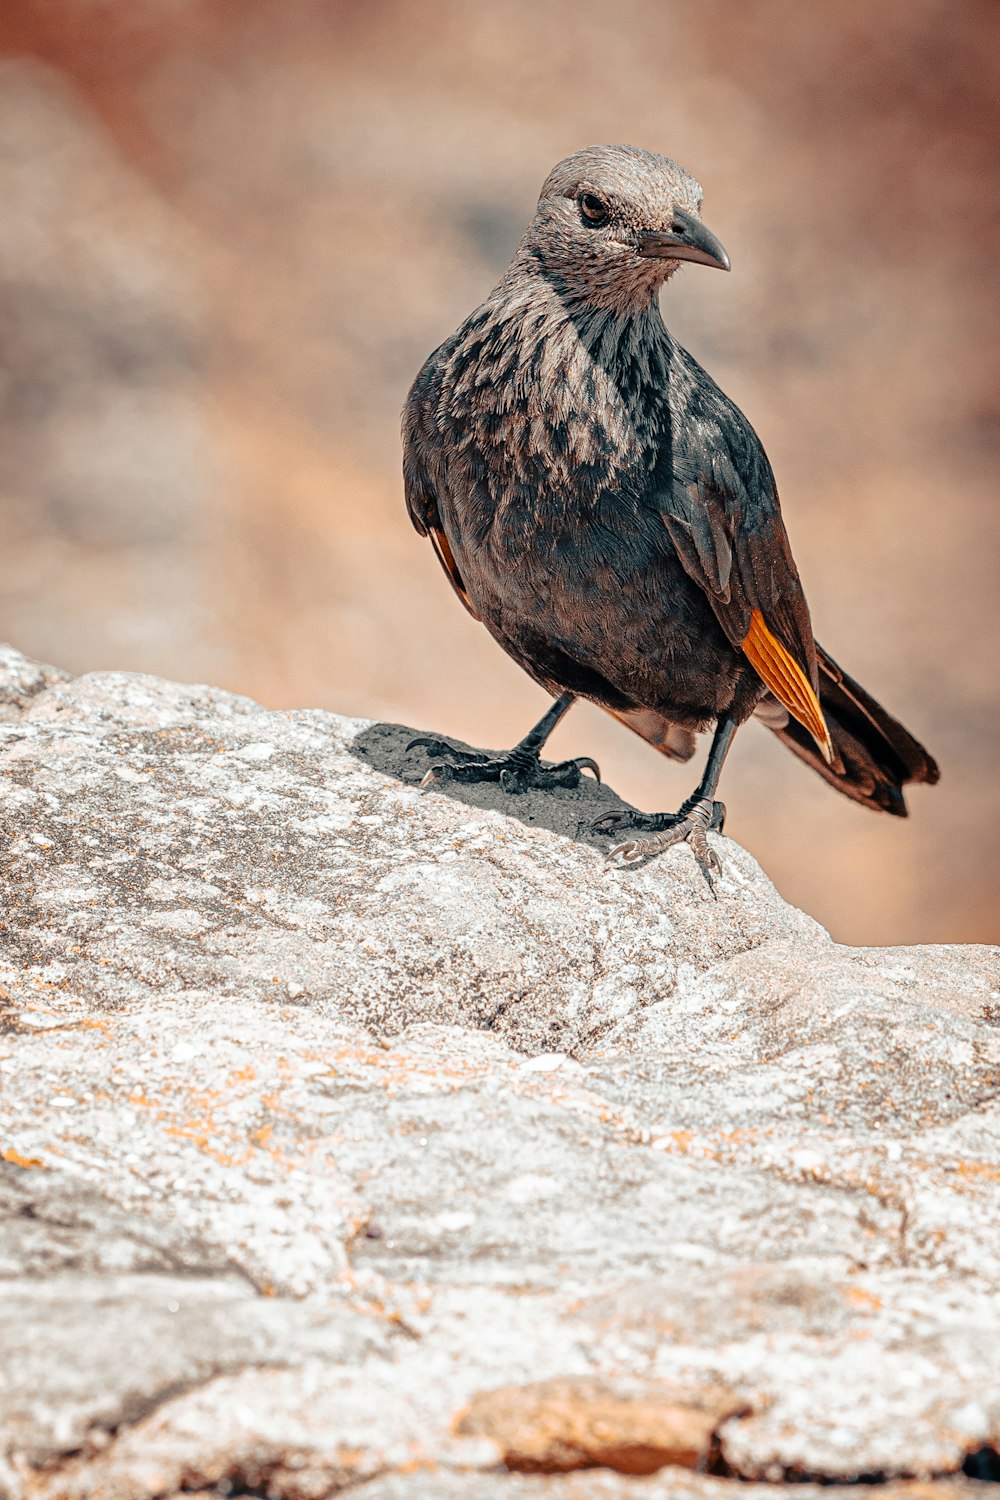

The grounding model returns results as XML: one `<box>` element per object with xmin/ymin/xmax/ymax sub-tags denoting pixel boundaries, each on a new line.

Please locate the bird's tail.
<box><xmin>609</xmin><ymin>645</ymin><xmax>939</xmax><ymax>816</ymax></box>
<box><xmin>757</xmin><ymin>642</ymin><xmax>940</xmax><ymax>815</ymax></box>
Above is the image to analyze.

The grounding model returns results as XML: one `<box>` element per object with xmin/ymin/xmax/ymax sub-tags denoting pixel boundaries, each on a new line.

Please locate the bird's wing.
<box><xmin>402</xmin><ymin>355</ymin><xmax>481</xmax><ymax>622</ymax></box>
<box><xmin>606</xmin><ymin>706</ymin><xmax>697</xmax><ymax>763</ymax></box>
<box><xmin>653</xmin><ymin>352</ymin><xmax>833</xmax><ymax>762</ymax></box>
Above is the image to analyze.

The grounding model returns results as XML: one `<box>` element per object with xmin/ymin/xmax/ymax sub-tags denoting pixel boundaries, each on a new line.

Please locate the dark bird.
<box><xmin>403</xmin><ymin>144</ymin><xmax>938</xmax><ymax>882</ymax></box>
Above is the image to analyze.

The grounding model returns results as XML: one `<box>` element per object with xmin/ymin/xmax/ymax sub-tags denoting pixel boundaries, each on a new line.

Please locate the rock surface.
<box><xmin>0</xmin><ymin>644</ymin><xmax>997</xmax><ymax>1498</ymax></box>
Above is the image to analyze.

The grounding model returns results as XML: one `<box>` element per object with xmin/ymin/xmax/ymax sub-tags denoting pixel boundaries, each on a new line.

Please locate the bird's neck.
<box><xmin>494</xmin><ymin>263</ymin><xmax>673</xmax><ymax>381</ymax></box>
<box><xmin>566</xmin><ymin>296</ymin><xmax>672</xmax><ymax>379</ymax></box>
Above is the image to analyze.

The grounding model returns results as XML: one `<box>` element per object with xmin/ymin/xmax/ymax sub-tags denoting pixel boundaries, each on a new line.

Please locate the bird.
<box><xmin>402</xmin><ymin>144</ymin><xmax>938</xmax><ymax>884</ymax></box>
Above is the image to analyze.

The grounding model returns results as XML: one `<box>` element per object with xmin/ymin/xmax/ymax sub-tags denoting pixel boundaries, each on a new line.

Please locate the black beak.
<box><xmin>637</xmin><ymin>207</ymin><xmax>731</xmax><ymax>272</ymax></box>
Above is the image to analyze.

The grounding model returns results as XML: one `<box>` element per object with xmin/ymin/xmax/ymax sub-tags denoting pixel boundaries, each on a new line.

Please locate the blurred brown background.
<box><xmin>1</xmin><ymin>0</ymin><xmax>997</xmax><ymax>945</ymax></box>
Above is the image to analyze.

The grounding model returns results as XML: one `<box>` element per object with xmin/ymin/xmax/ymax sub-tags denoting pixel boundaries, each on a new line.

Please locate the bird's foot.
<box><xmin>593</xmin><ymin>796</ymin><xmax>726</xmax><ymax>889</ymax></box>
<box><xmin>406</xmin><ymin>736</ymin><xmax>600</xmax><ymax>795</ymax></box>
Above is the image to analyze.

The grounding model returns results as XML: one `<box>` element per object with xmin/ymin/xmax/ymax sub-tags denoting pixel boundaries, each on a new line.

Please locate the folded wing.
<box><xmin>654</xmin><ymin>350</ymin><xmax>835</xmax><ymax>764</ymax></box>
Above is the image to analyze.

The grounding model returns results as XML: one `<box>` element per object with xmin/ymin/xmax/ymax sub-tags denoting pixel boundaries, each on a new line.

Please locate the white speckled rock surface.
<box><xmin>0</xmin><ymin>646</ymin><xmax>997</xmax><ymax>1497</ymax></box>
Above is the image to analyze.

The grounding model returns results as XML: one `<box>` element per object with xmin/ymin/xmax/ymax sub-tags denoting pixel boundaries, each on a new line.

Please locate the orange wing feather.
<box><xmin>742</xmin><ymin>610</ymin><xmax>833</xmax><ymax>764</ymax></box>
<box><xmin>428</xmin><ymin>526</ymin><xmax>481</xmax><ymax>621</ymax></box>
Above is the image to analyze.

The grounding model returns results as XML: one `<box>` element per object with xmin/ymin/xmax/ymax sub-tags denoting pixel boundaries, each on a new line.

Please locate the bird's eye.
<box><xmin>579</xmin><ymin>192</ymin><xmax>609</xmax><ymax>226</ymax></box>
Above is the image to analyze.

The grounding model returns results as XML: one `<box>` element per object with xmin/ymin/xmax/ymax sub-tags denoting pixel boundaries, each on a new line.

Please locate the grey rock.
<box><xmin>0</xmin><ymin>646</ymin><xmax>997</xmax><ymax>1496</ymax></box>
<box><xmin>357</xmin><ymin>1478</ymin><xmax>988</xmax><ymax>1500</ymax></box>
<box><xmin>0</xmin><ymin>1275</ymin><xmax>385</xmax><ymax>1465</ymax></box>
<box><xmin>0</xmin><ymin>645</ymin><xmax>70</xmax><ymax>723</ymax></box>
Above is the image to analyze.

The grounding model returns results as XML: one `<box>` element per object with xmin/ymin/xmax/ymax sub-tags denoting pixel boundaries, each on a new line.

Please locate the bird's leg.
<box><xmin>407</xmin><ymin>693</ymin><xmax>600</xmax><ymax>793</ymax></box>
<box><xmin>593</xmin><ymin>716</ymin><xmax>738</xmax><ymax>887</ymax></box>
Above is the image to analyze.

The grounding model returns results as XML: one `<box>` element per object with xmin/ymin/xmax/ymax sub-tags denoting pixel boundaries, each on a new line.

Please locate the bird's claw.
<box><xmin>570</xmin><ymin>756</ymin><xmax>601</xmax><ymax>784</ymax></box>
<box><xmin>418</xmin><ymin>758</ymin><xmax>498</xmax><ymax>788</ymax></box>
<box><xmin>591</xmin><ymin>807</ymin><xmax>672</xmax><ymax>835</ymax></box>
<box><xmin>407</xmin><ymin>736</ymin><xmax>489</xmax><ymax>765</ymax></box>
<box><xmin>410</xmin><ymin>736</ymin><xmax>500</xmax><ymax>791</ymax></box>
<box><xmin>602</xmin><ymin>797</ymin><xmax>725</xmax><ymax>892</ymax></box>
<box><xmin>503</xmin><ymin>754</ymin><xmax>601</xmax><ymax>792</ymax></box>
<box><xmin>411</xmin><ymin>739</ymin><xmax>600</xmax><ymax>794</ymax></box>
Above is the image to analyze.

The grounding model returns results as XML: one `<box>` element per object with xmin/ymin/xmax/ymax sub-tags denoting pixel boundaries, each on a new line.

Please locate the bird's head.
<box><xmin>518</xmin><ymin>144</ymin><xmax>730</xmax><ymax>313</ymax></box>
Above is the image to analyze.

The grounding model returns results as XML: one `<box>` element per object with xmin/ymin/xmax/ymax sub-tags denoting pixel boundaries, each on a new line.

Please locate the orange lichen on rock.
<box><xmin>2</xmin><ymin>1146</ymin><xmax>46</xmax><ymax>1169</ymax></box>
<box><xmin>843</xmin><ymin>1285</ymin><xmax>884</xmax><ymax>1310</ymax></box>
<box><xmin>454</xmin><ymin>1376</ymin><xmax>747</xmax><ymax>1476</ymax></box>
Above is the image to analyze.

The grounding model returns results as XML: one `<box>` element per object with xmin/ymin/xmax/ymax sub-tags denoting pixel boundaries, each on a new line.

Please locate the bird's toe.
<box><xmin>604</xmin><ymin>796</ymin><xmax>723</xmax><ymax>892</ymax></box>
<box><xmin>407</xmin><ymin>736</ymin><xmax>488</xmax><ymax>766</ymax></box>
<box><xmin>591</xmin><ymin>807</ymin><xmax>673</xmax><ymax>835</ymax></box>
<box><xmin>538</xmin><ymin>756</ymin><xmax>601</xmax><ymax>790</ymax></box>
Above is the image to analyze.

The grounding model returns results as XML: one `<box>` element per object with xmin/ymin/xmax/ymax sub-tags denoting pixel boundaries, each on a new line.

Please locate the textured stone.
<box><xmin>0</xmin><ymin>1275</ymin><xmax>385</xmax><ymax>1465</ymax></box>
<box><xmin>0</xmin><ymin>647</ymin><xmax>998</xmax><ymax>1497</ymax></box>
<box><xmin>357</xmin><ymin>1481</ymin><xmax>992</xmax><ymax>1500</ymax></box>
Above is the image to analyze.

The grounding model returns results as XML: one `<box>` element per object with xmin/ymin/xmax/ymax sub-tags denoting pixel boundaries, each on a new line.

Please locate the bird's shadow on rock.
<box><xmin>351</xmin><ymin>721</ymin><xmax>641</xmax><ymax>853</ymax></box>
